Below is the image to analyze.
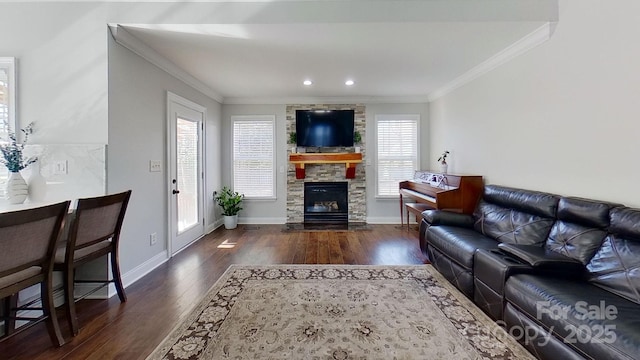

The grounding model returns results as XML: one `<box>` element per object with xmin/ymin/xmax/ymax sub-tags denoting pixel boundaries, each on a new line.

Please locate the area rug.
<box><xmin>147</xmin><ymin>265</ymin><xmax>533</xmax><ymax>360</ymax></box>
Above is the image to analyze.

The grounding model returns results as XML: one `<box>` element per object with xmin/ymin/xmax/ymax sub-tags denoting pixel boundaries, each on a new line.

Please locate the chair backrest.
<box><xmin>68</xmin><ymin>190</ymin><xmax>132</xmax><ymax>252</ymax></box>
<box><xmin>0</xmin><ymin>201</ymin><xmax>70</xmax><ymax>281</ymax></box>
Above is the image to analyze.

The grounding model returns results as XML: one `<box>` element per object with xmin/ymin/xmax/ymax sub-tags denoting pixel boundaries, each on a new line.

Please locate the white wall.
<box><xmin>108</xmin><ymin>37</ymin><xmax>222</xmax><ymax>274</ymax></box>
<box><xmin>429</xmin><ymin>0</ymin><xmax>640</xmax><ymax>207</ymax></box>
<box><xmin>0</xmin><ymin>3</ymin><xmax>108</xmax><ymax>143</ymax></box>
<box><xmin>220</xmin><ymin>104</ymin><xmax>287</xmax><ymax>223</ymax></box>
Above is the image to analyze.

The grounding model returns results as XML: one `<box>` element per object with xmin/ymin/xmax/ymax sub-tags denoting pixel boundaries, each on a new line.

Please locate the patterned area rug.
<box><xmin>147</xmin><ymin>265</ymin><xmax>533</xmax><ymax>360</ymax></box>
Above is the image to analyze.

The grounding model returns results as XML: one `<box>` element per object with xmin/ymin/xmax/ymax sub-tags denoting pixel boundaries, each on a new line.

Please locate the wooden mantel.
<box><xmin>289</xmin><ymin>152</ymin><xmax>363</xmax><ymax>179</ymax></box>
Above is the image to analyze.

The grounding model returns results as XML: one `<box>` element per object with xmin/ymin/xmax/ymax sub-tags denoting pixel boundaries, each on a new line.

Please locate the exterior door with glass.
<box><xmin>167</xmin><ymin>92</ymin><xmax>205</xmax><ymax>255</ymax></box>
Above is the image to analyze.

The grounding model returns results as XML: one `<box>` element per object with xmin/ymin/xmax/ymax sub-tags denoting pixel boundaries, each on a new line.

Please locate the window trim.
<box><xmin>374</xmin><ymin>114</ymin><xmax>421</xmax><ymax>199</ymax></box>
<box><xmin>0</xmin><ymin>58</ymin><xmax>17</xmax><ymax>199</ymax></box>
<box><xmin>0</xmin><ymin>57</ymin><xmax>16</xmax><ymax>133</ymax></box>
<box><xmin>231</xmin><ymin>114</ymin><xmax>277</xmax><ymax>200</ymax></box>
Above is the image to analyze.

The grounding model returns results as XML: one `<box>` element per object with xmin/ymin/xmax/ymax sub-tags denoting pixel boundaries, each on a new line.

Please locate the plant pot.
<box><xmin>224</xmin><ymin>215</ymin><xmax>238</xmax><ymax>229</ymax></box>
<box><xmin>6</xmin><ymin>171</ymin><xmax>28</xmax><ymax>204</ymax></box>
<box><xmin>354</xmin><ymin>146</ymin><xmax>361</xmax><ymax>153</ymax></box>
<box><xmin>440</xmin><ymin>163</ymin><xmax>448</xmax><ymax>174</ymax></box>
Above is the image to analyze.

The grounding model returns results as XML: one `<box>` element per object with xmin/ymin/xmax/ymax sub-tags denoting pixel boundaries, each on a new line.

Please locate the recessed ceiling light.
<box><xmin>345</xmin><ymin>80</ymin><xmax>355</xmax><ymax>86</ymax></box>
<box><xmin>303</xmin><ymin>80</ymin><xmax>313</xmax><ymax>86</ymax></box>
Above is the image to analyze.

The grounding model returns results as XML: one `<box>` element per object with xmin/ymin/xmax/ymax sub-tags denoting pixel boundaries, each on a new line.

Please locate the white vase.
<box><xmin>224</xmin><ymin>215</ymin><xmax>238</xmax><ymax>229</ymax></box>
<box><xmin>440</xmin><ymin>163</ymin><xmax>448</xmax><ymax>174</ymax></box>
<box><xmin>6</xmin><ymin>171</ymin><xmax>28</xmax><ymax>204</ymax></box>
<box><xmin>28</xmin><ymin>162</ymin><xmax>47</xmax><ymax>202</ymax></box>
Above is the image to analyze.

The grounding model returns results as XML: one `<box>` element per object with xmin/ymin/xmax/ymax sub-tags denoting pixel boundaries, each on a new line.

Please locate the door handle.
<box><xmin>172</xmin><ymin>189</ymin><xmax>180</xmax><ymax>194</ymax></box>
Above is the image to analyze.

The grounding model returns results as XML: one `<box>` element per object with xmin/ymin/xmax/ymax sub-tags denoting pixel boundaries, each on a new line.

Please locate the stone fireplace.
<box><xmin>286</xmin><ymin>104</ymin><xmax>366</xmax><ymax>223</ymax></box>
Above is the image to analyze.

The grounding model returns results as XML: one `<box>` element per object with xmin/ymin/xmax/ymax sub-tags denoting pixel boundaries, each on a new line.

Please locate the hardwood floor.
<box><xmin>0</xmin><ymin>224</ymin><xmax>426</xmax><ymax>359</ymax></box>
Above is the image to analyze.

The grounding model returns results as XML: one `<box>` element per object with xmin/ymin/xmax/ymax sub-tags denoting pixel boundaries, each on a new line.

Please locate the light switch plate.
<box><xmin>149</xmin><ymin>160</ymin><xmax>162</xmax><ymax>172</ymax></box>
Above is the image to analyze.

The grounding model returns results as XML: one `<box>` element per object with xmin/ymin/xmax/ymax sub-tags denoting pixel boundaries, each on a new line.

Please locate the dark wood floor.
<box><xmin>0</xmin><ymin>224</ymin><xmax>426</xmax><ymax>359</ymax></box>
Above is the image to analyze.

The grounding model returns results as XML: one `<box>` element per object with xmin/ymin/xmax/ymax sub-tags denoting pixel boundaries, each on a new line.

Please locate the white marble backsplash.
<box><xmin>0</xmin><ymin>144</ymin><xmax>106</xmax><ymax>208</ymax></box>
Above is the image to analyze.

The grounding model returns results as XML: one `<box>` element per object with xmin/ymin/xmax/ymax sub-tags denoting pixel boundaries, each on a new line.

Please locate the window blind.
<box><xmin>376</xmin><ymin>115</ymin><xmax>419</xmax><ymax>197</ymax></box>
<box><xmin>232</xmin><ymin>116</ymin><xmax>275</xmax><ymax>198</ymax></box>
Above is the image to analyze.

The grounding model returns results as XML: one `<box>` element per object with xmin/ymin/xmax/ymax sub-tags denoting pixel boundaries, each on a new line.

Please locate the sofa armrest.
<box><xmin>497</xmin><ymin>243</ymin><xmax>585</xmax><ymax>273</ymax></box>
<box><xmin>422</xmin><ymin>210</ymin><xmax>474</xmax><ymax>228</ymax></box>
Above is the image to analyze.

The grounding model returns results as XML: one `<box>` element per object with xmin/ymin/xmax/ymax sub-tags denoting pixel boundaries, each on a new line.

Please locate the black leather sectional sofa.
<box><xmin>419</xmin><ymin>184</ymin><xmax>640</xmax><ymax>360</ymax></box>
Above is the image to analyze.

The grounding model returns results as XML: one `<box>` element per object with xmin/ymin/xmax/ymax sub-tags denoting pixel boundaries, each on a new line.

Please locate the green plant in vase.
<box><xmin>0</xmin><ymin>122</ymin><xmax>37</xmax><ymax>172</ymax></box>
<box><xmin>288</xmin><ymin>132</ymin><xmax>297</xmax><ymax>153</ymax></box>
<box><xmin>437</xmin><ymin>150</ymin><xmax>450</xmax><ymax>174</ymax></box>
<box><xmin>214</xmin><ymin>186</ymin><xmax>244</xmax><ymax>229</ymax></box>
<box><xmin>0</xmin><ymin>122</ymin><xmax>37</xmax><ymax>204</ymax></box>
<box><xmin>353</xmin><ymin>130</ymin><xmax>362</xmax><ymax>153</ymax></box>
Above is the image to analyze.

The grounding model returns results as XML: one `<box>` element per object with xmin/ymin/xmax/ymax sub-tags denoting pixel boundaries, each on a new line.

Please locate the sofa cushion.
<box><xmin>546</xmin><ymin>222</ymin><xmax>607</xmax><ymax>265</ymax></box>
<box><xmin>473</xmin><ymin>201</ymin><xmax>556</xmax><ymax>246</ymax></box>
<box><xmin>481</xmin><ymin>185</ymin><xmax>560</xmax><ymax>218</ymax></box>
<box><xmin>505</xmin><ymin>274</ymin><xmax>640</xmax><ymax>360</ymax></box>
<box><xmin>587</xmin><ymin>207</ymin><xmax>640</xmax><ymax>305</ymax></box>
<box><xmin>427</xmin><ymin>226</ymin><xmax>498</xmax><ymax>269</ymax></box>
<box><xmin>557</xmin><ymin>197</ymin><xmax>619</xmax><ymax>229</ymax></box>
<box><xmin>609</xmin><ymin>206</ymin><xmax>640</xmax><ymax>241</ymax></box>
<box><xmin>545</xmin><ymin>197</ymin><xmax>620</xmax><ymax>265</ymax></box>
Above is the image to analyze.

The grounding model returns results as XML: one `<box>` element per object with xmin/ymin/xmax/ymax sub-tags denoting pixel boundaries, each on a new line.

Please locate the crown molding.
<box><xmin>223</xmin><ymin>95</ymin><xmax>430</xmax><ymax>105</ymax></box>
<box><xmin>427</xmin><ymin>22</ymin><xmax>556</xmax><ymax>102</ymax></box>
<box><xmin>108</xmin><ymin>24</ymin><xmax>224</xmax><ymax>103</ymax></box>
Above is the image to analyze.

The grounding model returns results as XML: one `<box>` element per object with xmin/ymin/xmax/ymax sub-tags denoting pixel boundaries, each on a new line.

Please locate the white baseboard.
<box><xmin>206</xmin><ymin>222</ymin><xmax>220</xmax><ymax>234</ymax></box>
<box><xmin>76</xmin><ymin>250</ymin><xmax>170</xmax><ymax>300</ymax></box>
<box><xmin>365</xmin><ymin>216</ymin><xmax>402</xmax><ymax>224</ymax></box>
<box><xmin>13</xmin><ymin>250</ymin><xmax>170</xmax><ymax>328</ymax></box>
<box><xmin>239</xmin><ymin>217</ymin><xmax>287</xmax><ymax>224</ymax></box>
<box><xmin>122</xmin><ymin>250</ymin><xmax>169</xmax><ymax>289</ymax></box>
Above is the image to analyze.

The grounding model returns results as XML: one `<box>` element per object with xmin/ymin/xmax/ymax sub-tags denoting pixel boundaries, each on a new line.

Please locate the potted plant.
<box><xmin>288</xmin><ymin>132</ymin><xmax>297</xmax><ymax>153</ymax></box>
<box><xmin>0</xmin><ymin>122</ymin><xmax>37</xmax><ymax>204</ymax></box>
<box><xmin>437</xmin><ymin>150</ymin><xmax>450</xmax><ymax>174</ymax></box>
<box><xmin>353</xmin><ymin>130</ymin><xmax>362</xmax><ymax>153</ymax></box>
<box><xmin>214</xmin><ymin>186</ymin><xmax>244</xmax><ymax>229</ymax></box>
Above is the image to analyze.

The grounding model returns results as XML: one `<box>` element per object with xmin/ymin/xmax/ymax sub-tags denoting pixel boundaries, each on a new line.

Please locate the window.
<box><xmin>376</xmin><ymin>114</ymin><xmax>420</xmax><ymax>197</ymax></box>
<box><xmin>0</xmin><ymin>58</ymin><xmax>16</xmax><ymax>198</ymax></box>
<box><xmin>0</xmin><ymin>58</ymin><xmax>15</xmax><ymax>136</ymax></box>
<box><xmin>232</xmin><ymin>115</ymin><xmax>276</xmax><ymax>199</ymax></box>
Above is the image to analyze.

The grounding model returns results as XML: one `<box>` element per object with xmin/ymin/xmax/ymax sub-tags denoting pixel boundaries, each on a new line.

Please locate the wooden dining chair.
<box><xmin>54</xmin><ymin>190</ymin><xmax>131</xmax><ymax>336</ymax></box>
<box><xmin>0</xmin><ymin>201</ymin><xmax>71</xmax><ymax>347</ymax></box>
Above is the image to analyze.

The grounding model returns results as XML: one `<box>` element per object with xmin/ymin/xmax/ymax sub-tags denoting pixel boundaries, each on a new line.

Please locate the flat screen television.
<box><xmin>296</xmin><ymin>110</ymin><xmax>355</xmax><ymax>147</ymax></box>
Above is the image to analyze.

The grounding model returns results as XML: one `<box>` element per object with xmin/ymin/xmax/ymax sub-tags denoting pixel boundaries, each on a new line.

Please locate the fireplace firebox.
<box><xmin>304</xmin><ymin>182</ymin><xmax>348</xmax><ymax>223</ymax></box>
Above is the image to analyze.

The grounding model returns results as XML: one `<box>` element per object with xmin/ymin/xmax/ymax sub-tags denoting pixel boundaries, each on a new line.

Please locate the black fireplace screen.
<box><xmin>304</xmin><ymin>182</ymin><xmax>348</xmax><ymax>223</ymax></box>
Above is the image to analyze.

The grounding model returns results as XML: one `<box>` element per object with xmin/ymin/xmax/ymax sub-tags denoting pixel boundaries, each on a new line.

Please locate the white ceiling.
<box><xmin>112</xmin><ymin>1</ymin><xmax>557</xmax><ymax>104</ymax></box>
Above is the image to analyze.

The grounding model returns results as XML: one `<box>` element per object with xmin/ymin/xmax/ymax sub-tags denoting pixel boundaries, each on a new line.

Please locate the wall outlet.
<box><xmin>149</xmin><ymin>232</ymin><xmax>157</xmax><ymax>246</ymax></box>
<box><xmin>149</xmin><ymin>160</ymin><xmax>162</xmax><ymax>172</ymax></box>
<box><xmin>53</xmin><ymin>160</ymin><xmax>68</xmax><ymax>174</ymax></box>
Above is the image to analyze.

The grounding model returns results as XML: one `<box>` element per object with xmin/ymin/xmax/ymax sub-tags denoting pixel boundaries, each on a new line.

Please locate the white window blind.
<box><xmin>376</xmin><ymin>114</ymin><xmax>419</xmax><ymax>197</ymax></box>
<box><xmin>232</xmin><ymin>115</ymin><xmax>275</xmax><ymax>198</ymax></box>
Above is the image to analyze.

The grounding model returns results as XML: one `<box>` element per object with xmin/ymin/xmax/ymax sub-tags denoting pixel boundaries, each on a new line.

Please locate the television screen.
<box><xmin>296</xmin><ymin>110</ymin><xmax>355</xmax><ymax>147</ymax></box>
